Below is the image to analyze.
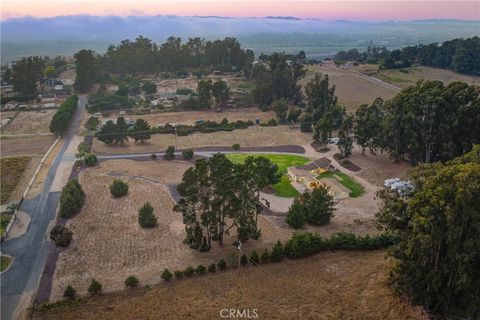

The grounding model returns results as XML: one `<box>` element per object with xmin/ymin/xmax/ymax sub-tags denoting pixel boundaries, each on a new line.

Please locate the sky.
<box><xmin>2</xmin><ymin>0</ymin><xmax>479</xmax><ymax>21</ymax></box>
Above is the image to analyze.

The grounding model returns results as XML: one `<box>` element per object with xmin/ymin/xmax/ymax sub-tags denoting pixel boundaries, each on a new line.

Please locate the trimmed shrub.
<box><xmin>174</xmin><ymin>270</ymin><xmax>184</xmax><ymax>279</ymax></box>
<box><xmin>249</xmin><ymin>250</ymin><xmax>260</xmax><ymax>265</ymax></box>
<box><xmin>138</xmin><ymin>202</ymin><xmax>157</xmax><ymax>228</ymax></box>
<box><xmin>195</xmin><ymin>265</ymin><xmax>206</xmax><ymax>274</ymax></box>
<box><xmin>59</xmin><ymin>179</ymin><xmax>85</xmax><ymax>219</ymax></box>
<box><xmin>88</xmin><ymin>278</ymin><xmax>102</xmax><ymax>294</ymax></box>
<box><xmin>231</xmin><ymin>143</ymin><xmax>240</xmax><ymax>151</ymax></box>
<box><xmin>208</xmin><ymin>263</ymin><xmax>216</xmax><ymax>273</ymax></box>
<box><xmin>161</xmin><ymin>268</ymin><xmax>173</xmax><ymax>281</ymax></box>
<box><xmin>76</xmin><ymin>142</ymin><xmax>91</xmax><ymax>157</ymax></box>
<box><xmin>85</xmin><ymin>116</ymin><xmax>100</xmax><ymax>131</ymax></box>
<box><xmin>109</xmin><ymin>179</ymin><xmax>129</xmax><ymax>198</ymax></box>
<box><xmin>184</xmin><ymin>266</ymin><xmax>195</xmax><ymax>277</ymax></box>
<box><xmin>63</xmin><ymin>285</ymin><xmax>76</xmax><ymax>299</ymax></box>
<box><xmin>240</xmin><ymin>254</ymin><xmax>249</xmax><ymax>266</ymax></box>
<box><xmin>182</xmin><ymin>149</ymin><xmax>194</xmax><ymax>160</ymax></box>
<box><xmin>83</xmin><ymin>153</ymin><xmax>98</xmax><ymax>166</ymax></box>
<box><xmin>150</xmin><ymin>153</ymin><xmax>158</xmax><ymax>160</ymax></box>
<box><xmin>125</xmin><ymin>275</ymin><xmax>139</xmax><ymax>288</ymax></box>
<box><xmin>217</xmin><ymin>259</ymin><xmax>227</xmax><ymax>271</ymax></box>
<box><xmin>49</xmin><ymin>225</ymin><xmax>73</xmax><ymax>247</ymax></box>
<box><xmin>164</xmin><ymin>146</ymin><xmax>175</xmax><ymax>160</ymax></box>
<box><xmin>270</xmin><ymin>241</ymin><xmax>284</xmax><ymax>263</ymax></box>
<box><xmin>260</xmin><ymin>249</ymin><xmax>271</xmax><ymax>264</ymax></box>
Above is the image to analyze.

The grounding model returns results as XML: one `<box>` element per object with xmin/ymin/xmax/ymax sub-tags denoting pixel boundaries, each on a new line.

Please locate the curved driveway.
<box><xmin>1</xmin><ymin>96</ymin><xmax>86</xmax><ymax>320</ymax></box>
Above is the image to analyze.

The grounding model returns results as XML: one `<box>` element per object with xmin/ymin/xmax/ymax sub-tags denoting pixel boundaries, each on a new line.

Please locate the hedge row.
<box><xmin>59</xmin><ymin>179</ymin><xmax>85</xmax><ymax>219</ymax></box>
<box><xmin>150</xmin><ymin>119</ymin><xmax>254</xmax><ymax>136</ymax></box>
<box><xmin>50</xmin><ymin>95</ymin><xmax>79</xmax><ymax>135</ymax></box>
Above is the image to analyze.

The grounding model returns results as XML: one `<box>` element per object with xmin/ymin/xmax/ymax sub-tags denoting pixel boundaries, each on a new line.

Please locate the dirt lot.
<box><xmin>101</xmin><ymin>107</ymin><xmax>275</xmax><ymax>126</ymax></box>
<box><xmin>92</xmin><ymin>126</ymin><xmax>312</xmax><ymax>155</ymax></box>
<box><xmin>301</xmin><ymin>63</ymin><xmax>399</xmax><ymax>111</ymax></box>
<box><xmin>1</xmin><ymin>110</ymin><xmax>56</xmax><ymax>135</ymax></box>
<box><xmin>51</xmin><ymin>160</ymin><xmax>290</xmax><ymax>301</ymax></box>
<box><xmin>37</xmin><ymin>250</ymin><xmax>427</xmax><ymax>320</ymax></box>
<box><xmin>354</xmin><ymin>64</ymin><xmax>480</xmax><ymax>89</ymax></box>
<box><xmin>153</xmin><ymin>74</ymin><xmax>246</xmax><ymax>94</ymax></box>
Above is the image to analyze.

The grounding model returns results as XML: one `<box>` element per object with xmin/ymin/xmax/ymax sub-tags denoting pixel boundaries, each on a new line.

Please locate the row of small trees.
<box><xmin>96</xmin><ymin>117</ymin><xmax>151</xmax><ymax>145</ymax></box>
<box><xmin>49</xmin><ymin>95</ymin><xmax>79</xmax><ymax>135</ymax></box>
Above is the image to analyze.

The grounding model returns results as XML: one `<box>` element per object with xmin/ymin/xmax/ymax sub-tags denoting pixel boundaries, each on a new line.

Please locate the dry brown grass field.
<box><xmin>92</xmin><ymin>126</ymin><xmax>311</xmax><ymax>155</ymax></box>
<box><xmin>36</xmin><ymin>251</ymin><xmax>428</xmax><ymax>320</ymax></box>
<box><xmin>1</xmin><ymin>110</ymin><xmax>56</xmax><ymax>135</ymax></box>
<box><xmin>0</xmin><ymin>156</ymin><xmax>32</xmax><ymax>204</ymax></box>
<box><xmin>353</xmin><ymin>64</ymin><xmax>480</xmax><ymax>89</ymax></box>
<box><xmin>301</xmin><ymin>63</ymin><xmax>399</xmax><ymax>111</ymax></box>
<box><xmin>101</xmin><ymin>107</ymin><xmax>275</xmax><ymax>126</ymax></box>
<box><xmin>0</xmin><ymin>136</ymin><xmax>55</xmax><ymax>157</ymax></box>
<box><xmin>51</xmin><ymin>160</ymin><xmax>291</xmax><ymax>301</ymax></box>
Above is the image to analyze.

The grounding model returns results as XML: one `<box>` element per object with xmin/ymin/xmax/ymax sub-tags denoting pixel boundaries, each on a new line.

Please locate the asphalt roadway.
<box><xmin>1</xmin><ymin>95</ymin><xmax>86</xmax><ymax>320</ymax></box>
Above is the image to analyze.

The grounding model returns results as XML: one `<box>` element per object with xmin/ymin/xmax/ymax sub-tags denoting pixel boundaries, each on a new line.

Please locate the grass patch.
<box><xmin>1</xmin><ymin>213</ymin><xmax>13</xmax><ymax>235</ymax></box>
<box><xmin>1</xmin><ymin>255</ymin><xmax>12</xmax><ymax>272</ymax></box>
<box><xmin>317</xmin><ymin>171</ymin><xmax>365</xmax><ymax>198</ymax></box>
<box><xmin>0</xmin><ymin>156</ymin><xmax>32</xmax><ymax>204</ymax></box>
<box><xmin>226</xmin><ymin>153</ymin><xmax>310</xmax><ymax>197</ymax></box>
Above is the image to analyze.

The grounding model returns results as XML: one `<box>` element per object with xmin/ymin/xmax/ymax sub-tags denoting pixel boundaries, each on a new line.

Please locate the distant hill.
<box><xmin>1</xmin><ymin>15</ymin><xmax>479</xmax><ymax>63</ymax></box>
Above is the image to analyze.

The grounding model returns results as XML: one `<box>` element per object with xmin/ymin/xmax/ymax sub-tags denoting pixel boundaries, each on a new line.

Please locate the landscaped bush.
<box><xmin>125</xmin><ymin>275</ymin><xmax>139</xmax><ymax>288</ymax></box>
<box><xmin>195</xmin><ymin>265</ymin><xmax>206</xmax><ymax>274</ymax></box>
<box><xmin>249</xmin><ymin>251</ymin><xmax>260</xmax><ymax>265</ymax></box>
<box><xmin>85</xmin><ymin>116</ymin><xmax>100</xmax><ymax>131</ymax></box>
<box><xmin>232</xmin><ymin>143</ymin><xmax>240</xmax><ymax>151</ymax></box>
<box><xmin>161</xmin><ymin>268</ymin><xmax>173</xmax><ymax>281</ymax></box>
<box><xmin>76</xmin><ymin>142</ymin><xmax>91</xmax><ymax>157</ymax></box>
<box><xmin>260</xmin><ymin>249</ymin><xmax>271</xmax><ymax>264</ymax></box>
<box><xmin>182</xmin><ymin>149</ymin><xmax>194</xmax><ymax>160</ymax></box>
<box><xmin>240</xmin><ymin>254</ymin><xmax>248</xmax><ymax>266</ymax></box>
<box><xmin>164</xmin><ymin>146</ymin><xmax>175</xmax><ymax>160</ymax></box>
<box><xmin>63</xmin><ymin>285</ymin><xmax>76</xmax><ymax>299</ymax></box>
<box><xmin>138</xmin><ymin>202</ymin><xmax>157</xmax><ymax>228</ymax></box>
<box><xmin>83</xmin><ymin>153</ymin><xmax>98</xmax><ymax>166</ymax></box>
<box><xmin>174</xmin><ymin>270</ymin><xmax>184</xmax><ymax>279</ymax></box>
<box><xmin>208</xmin><ymin>263</ymin><xmax>216</xmax><ymax>273</ymax></box>
<box><xmin>150</xmin><ymin>153</ymin><xmax>158</xmax><ymax>160</ymax></box>
<box><xmin>270</xmin><ymin>240</ymin><xmax>284</xmax><ymax>263</ymax></box>
<box><xmin>217</xmin><ymin>259</ymin><xmax>227</xmax><ymax>271</ymax></box>
<box><xmin>49</xmin><ymin>225</ymin><xmax>73</xmax><ymax>247</ymax></box>
<box><xmin>260</xmin><ymin>118</ymin><xmax>278</xmax><ymax>127</ymax></box>
<box><xmin>184</xmin><ymin>266</ymin><xmax>195</xmax><ymax>277</ymax></box>
<box><xmin>109</xmin><ymin>179</ymin><xmax>129</xmax><ymax>198</ymax></box>
<box><xmin>59</xmin><ymin>179</ymin><xmax>85</xmax><ymax>219</ymax></box>
<box><xmin>88</xmin><ymin>278</ymin><xmax>102</xmax><ymax>294</ymax></box>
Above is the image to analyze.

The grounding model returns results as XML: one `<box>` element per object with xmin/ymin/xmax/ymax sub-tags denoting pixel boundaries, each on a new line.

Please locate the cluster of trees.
<box><xmin>87</xmin><ymin>92</ymin><xmax>134</xmax><ymax>112</ymax></box>
<box><xmin>74</xmin><ymin>36</ymin><xmax>254</xmax><ymax>92</ymax></box>
<box><xmin>183</xmin><ymin>79</ymin><xmax>229</xmax><ymax>109</ymax></box>
<box><xmin>335</xmin><ymin>36</ymin><xmax>480</xmax><ymax>75</ymax></box>
<box><xmin>258</xmin><ymin>50</ymin><xmax>306</xmax><ymax>63</ymax></box>
<box><xmin>174</xmin><ymin>154</ymin><xmax>281</xmax><ymax>251</ymax></box>
<box><xmin>286</xmin><ymin>186</ymin><xmax>336</xmax><ymax>228</ymax></box>
<box><xmin>59</xmin><ymin>179</ymin><xmax>85</xmax><ymax>219</ymax></box>
<box><xmin>252</xmin><ymin>53</ymin><xmax>306</xmax><ymax>108</ymax></box>
<box><xmin>49</xmin><ymin>95</ymin><xmax>79</xmax><ymax>135</ymax></box>
<box><xmin>376</xmin><ymin>145</ymin><xmax>480</xmax><ymax>317</ymax></box>
<box><xmin>96</xmin><ymin>117</ymin><xmax>151</xmax><ymax>145</ymax></box>
<box><xmin>354</xmin><ymin>81</ymin><xmax>480</xmax><ymax>163</ymax></box>
<box><xmin>151</xmin><ymin>118</ymin><xmax>254</xmax><ymax>137</ymax></box>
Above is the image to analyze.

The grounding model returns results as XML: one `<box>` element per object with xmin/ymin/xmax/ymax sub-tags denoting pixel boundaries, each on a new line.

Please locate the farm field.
<box><xmin>92</xmin><ymin>126</ymin><xmax>312</xmax><ymax>155</ymax></box>
<box><xmin>301</xmin><ymin>63</ymin><xmax>399</xmax><ymax>111</ymax></box>
<box><xmin>0</xmin><ymin>156</ymin><xmax>32</xmax><ymax>204</ymax></box>
<box><xmin>51</xmin><ymin>160</ymin><xmax>291</xmax><ymax>301</ymax></box>
<box><xmin>36</xmin><ymin>250</ymin><xmax>427</xmax><ymax>320</ymax></box>
<box><xmin>99</xmin><ymin>107</ymin><xmax>275</xmax><ymax>126</ymax></box>
<box><xmin>353</xmin><ymin>64</ymin><xmax>480</xmax><ymax>89</ymax></box>
<box><xmin>226</xmin><ymin>153</ymin><xmax>310</xmax><ymax>197</ymax></box>
<box><xmin>0</xmin><ymin>110</ymin><xmax>56</xmax><ymax>135</ymax></box>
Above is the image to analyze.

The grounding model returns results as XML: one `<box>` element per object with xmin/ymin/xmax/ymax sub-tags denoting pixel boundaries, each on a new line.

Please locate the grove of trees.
<box><xmin>286</xmin><ymin>186</ymin><xmax>336</xmax><ymax>228</ymax></box>
<box><xmin>49</xmin><ymin>95</ymin><xmax>79</xmax><ymax>135</ymax></box>
<box><xmin>376</xmin><ymin>145</ymin><xmax>480</xmax><ymax>317</ymax></box>
<box><xmin>96</xmin><ymin>117</ymin><xmax>152</xmax><ymax>145</ymax></box>
<box><xmin>174</xmin><ymin>154</ymin><xmax>280</xmax><ymax>251</ymax></box>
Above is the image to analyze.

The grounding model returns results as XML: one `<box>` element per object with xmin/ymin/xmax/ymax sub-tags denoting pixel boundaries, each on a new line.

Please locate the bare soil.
<box><xmin>92</xmin><ymin>126</ymin><xmax>312</xmax><ymax>155</ymax></box>
<box><xmin>101</xmin><ymin>107</ymin><xmax>275</xmax><ymax>126</ymax></box>
<box><xmin>36</xmin><ymin>251</ymin><xmax>428</xmax><ymax>320</ymax></box>
<box><xmin>1</xmin><ymin>110</ymin><xmax>56</xmax><ymax>135</ymax></box>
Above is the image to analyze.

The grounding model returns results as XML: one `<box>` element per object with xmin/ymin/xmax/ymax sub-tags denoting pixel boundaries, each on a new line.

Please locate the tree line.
<box><xmin>49</xmin><ymin>95</ymin><xmax>79</xmax><ymax>135</ymax></box>
<box><xmin>174</xmin><ymin>154</ymin><xmax>280</xmax><ymax>251</ymax></box>
<box><xmin>74</xmin><ymin>36</ymin><xmax>254</xmax><ymax>93</ymax></box>
<box><xmin>96</xmin><ymin>117</ymin><xmax>151</xmax><ymax>145</ymax></box>
<box><xmin>334</xmin><ymin>36</ymin><xmax>480</xmax><ymax>75</ymax></box>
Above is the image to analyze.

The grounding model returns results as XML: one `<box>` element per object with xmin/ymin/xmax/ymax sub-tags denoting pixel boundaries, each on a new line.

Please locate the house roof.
<box><xmin>296</xmin><ymin>157</ymin><xmax>331</xmax><ymax>171</ymax></box>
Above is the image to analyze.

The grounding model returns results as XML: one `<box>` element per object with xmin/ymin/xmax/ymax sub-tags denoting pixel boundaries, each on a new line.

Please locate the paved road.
<box><xmin>0</xmin><ymin>96</ymin><xmax>86</xmax><ymax>320</ymax></box>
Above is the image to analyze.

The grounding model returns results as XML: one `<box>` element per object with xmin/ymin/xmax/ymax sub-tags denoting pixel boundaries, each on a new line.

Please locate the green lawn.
<box><xmin>1</xmin><ymin>255</ymin><xmax>12</xmax><ymax>272</ymax></box>
<box><xmin>226</xmin><ymin>153</ymin><xmax>310</xmax><ymax>197</ymax></box>
<box><xmin>317</xmin><ymin>171</ymin><xmax>365</xmax><ymax>198</ymax></box>
<box><xmin>0</xmin><ymin>213</ymin><xmax>13</xmax><ymax>235</ymax></box>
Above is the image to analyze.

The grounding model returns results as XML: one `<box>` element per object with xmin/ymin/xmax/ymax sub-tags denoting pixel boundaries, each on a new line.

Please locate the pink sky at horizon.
<box><xmin>2</xmin><ymin>1</ymin><xmax>479</xmax><ymax>21</ymax></box>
